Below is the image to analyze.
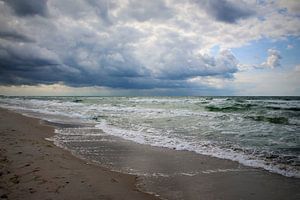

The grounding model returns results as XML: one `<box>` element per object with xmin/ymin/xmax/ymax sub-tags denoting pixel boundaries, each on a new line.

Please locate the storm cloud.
<box><xmin>0</xmin><ymin>0</ymin><xmax>299</xmax><ymax>93</ymax></box>
<box><xmin>2</xmin><ymin>0</ymin><xmax>48</xmax><ymax>17</ymax></box>
<box><xmin>0</xmin><ymin>30</ymin><xmax>34</xmax><ymax>43</ymax></box>
<box><xmin>199</xmin><ymin>0</ymin><xmax>255</xmax><ymax>23</ymax></box>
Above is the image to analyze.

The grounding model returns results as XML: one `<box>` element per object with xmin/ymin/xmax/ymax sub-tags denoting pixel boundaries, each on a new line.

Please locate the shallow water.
<box><xmin>0</xmin><ymin>96</ymin><xmax>299</xmax><ymax>178</ymax></box>
<box><xmin>48</xmin><ymin>127</ymin><xmax>300</xmax><ymax>200</ymax></box>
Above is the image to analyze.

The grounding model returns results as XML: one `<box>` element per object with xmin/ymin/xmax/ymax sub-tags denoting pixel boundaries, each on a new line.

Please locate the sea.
<box><xmin>0</xmin><ymin>96</ymin><xmax>299</xmax><ymax>180</ymax></box>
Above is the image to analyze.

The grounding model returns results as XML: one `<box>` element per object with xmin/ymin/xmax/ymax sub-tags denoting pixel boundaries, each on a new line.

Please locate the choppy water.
<box><xmin>0</xmin><ymin>96</ymin><xmax>299</xmax><ymax>178</ymax></box>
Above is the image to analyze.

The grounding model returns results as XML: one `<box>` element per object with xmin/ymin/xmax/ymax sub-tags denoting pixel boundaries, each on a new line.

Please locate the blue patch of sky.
<box><xmin>231</xmin><ymin>36</ymin><xmax>300</xmax><ymax>68</ymax></box>
<box><xmin>210</xmin><ymin>45</ymin><xmax>220</xmax><ymax>56</ymax></box>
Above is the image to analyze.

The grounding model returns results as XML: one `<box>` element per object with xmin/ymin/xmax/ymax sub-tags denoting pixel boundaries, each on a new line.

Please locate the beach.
<box><xmin>0</xmin><ymin>106</ymin><xmax>299</xmax><ymax>200</ymax></box>
<box><xmin>1</xmin><ymin>0</ymin><xmax>300</xmax><ymax>199</ymax></box>
<box><xmin>0</xmin><ymin>0</ymin><xmax>299</xmax><ymax>198</ymax></box>
<box><xmin>0</xmin><ymin>108</ymin><xmax>158</xmax><ymax>200</ymax></box>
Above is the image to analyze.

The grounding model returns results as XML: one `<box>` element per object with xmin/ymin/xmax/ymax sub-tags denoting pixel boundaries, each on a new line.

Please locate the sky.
<box><xmin>0</xmin><ymin>0</ymin><xmax>299</xmax><ymax>96</ymax></box>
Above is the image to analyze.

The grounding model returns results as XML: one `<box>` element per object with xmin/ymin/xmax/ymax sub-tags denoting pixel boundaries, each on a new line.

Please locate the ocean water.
<box><xmin>0</xmin><ymin>96</ymin><xmax>299</xmax><ymax>178</ymax></box>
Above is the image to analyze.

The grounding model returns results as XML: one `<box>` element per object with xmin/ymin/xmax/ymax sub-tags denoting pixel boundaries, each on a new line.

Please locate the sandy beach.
<box><xmin>0</xmin><ymin>108</ymin><xmax>158</xmax><ymax>200</ymax></box>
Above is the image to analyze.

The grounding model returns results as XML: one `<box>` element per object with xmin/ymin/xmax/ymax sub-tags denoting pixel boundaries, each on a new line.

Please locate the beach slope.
<box><xmin>0</xmin><ymin>108</ymin><xmax>158</xmax><ymax>200</ymax></box>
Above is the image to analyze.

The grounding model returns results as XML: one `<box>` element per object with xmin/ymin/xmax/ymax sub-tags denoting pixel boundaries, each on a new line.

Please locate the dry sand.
<box><xmin>0</xmin><ymin>108</ymin><xmax>158</xmax><ymax>200</ymax></box>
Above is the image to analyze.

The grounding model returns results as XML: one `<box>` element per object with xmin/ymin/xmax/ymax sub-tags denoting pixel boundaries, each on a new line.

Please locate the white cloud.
<box><xmin>262</xmin><ymin>49</ymin><xmax>282</xmax><ymax>69</ymax></box>
<box><xmin>294</xmin><ymin>64</ymin><xmax>300</xmax><ymax>72</ymax></box>
<box><xmin>277</xmin><ymin>0</ymin><xmax>300</xmax><ymax>15</ymax></box>
<box><xmin>187</xmin><ymin>76</ymin><xmax>232</xmax><ymax>89</ymax></box>
<box><xmin>0</xmin><ymin>83</ymin><xmax>113</xmax><ymax>96</ymax></box>
<box><xmin>287</xmin><ymin>44</ymin><xmax>294</xmax><ymax>49</ymax></box>
<box><xmin>234</xmin><ymin>67</ymin><xmax>300</xmax><ymax>96</ymax></box>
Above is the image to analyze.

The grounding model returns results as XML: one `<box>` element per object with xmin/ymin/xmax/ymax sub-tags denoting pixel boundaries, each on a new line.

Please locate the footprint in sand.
<box><xmin>111</xmin><ymin>178</ymin><xmax>119</xmax><ymax>183</ymax></box>
<box><xmin>29</xmin><ymin>188</ymin><xmax>36</xmax><ymax>194</ymax></box>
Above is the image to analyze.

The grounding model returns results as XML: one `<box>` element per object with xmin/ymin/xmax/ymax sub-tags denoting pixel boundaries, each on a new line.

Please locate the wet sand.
<box><xmin>57</xmin><ymin>127</ymin><xmax>300</xmax><ymax>200</ymax></box>
<box><xmin>0</xmin><ymin>108</ymin><xmax>300</xmax><ymax>200</ymax></box>
<box><xmin>0</xmin><ymin>108</ymin><xmax>158</xmax><ymax>200</ymax></box>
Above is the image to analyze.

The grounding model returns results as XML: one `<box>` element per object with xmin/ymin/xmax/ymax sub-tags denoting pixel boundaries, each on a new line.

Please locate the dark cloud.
<box><xmin>86</xmin><ymin>0</ymin><xmax>118</xmax><ymax>24</ymax></box>
<box><xmin>0</xmin><ymin>41</ymin><xmax>238</xmax><ymax>89</ymax></box>
<box><xmin>0</xmin><ymin>0</ymin><xmax>241</xmax><ymax>91</ymax></box>
<box><xmin>2</xmin><ymin>0</ymin><xmax>48</xmax><ymax>17</ymax></box>
<box><xmin>0</xmin><ymin>40</ymin><xmax>62</xmax><ymax>86</ymax></box>
<box><xmin>0</xmin><ymin>31</ymin><xmax>34</xmax><ymax>43</ymax></box>
<box><xmin>195</xmin><ymin>0</ymin><xmax>255</xmax><ymax>23</ymax></box>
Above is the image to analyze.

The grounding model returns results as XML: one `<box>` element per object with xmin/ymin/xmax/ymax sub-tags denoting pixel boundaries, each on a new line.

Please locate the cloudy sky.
<box><xmin>0</xmin><ymin>0</ymin><xmax>299</xmax><ymax>96</ymax></box>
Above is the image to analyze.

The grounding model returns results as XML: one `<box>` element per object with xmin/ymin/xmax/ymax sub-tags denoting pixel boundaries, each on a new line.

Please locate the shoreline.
<box><xmin>1</xmin><ymin>107</ymin><xmax>300</xmax><ymax>200</ymax></box>
<box><xmin>0</xmin><ymin>108</ymin><xmax>159</xmax><ymax>200</ymax></box>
